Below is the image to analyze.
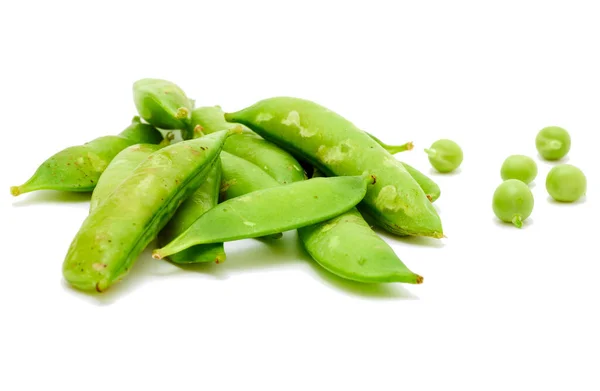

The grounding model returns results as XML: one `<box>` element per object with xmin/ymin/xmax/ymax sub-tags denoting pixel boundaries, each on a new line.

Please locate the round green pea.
<box><xmin>535</xmin><ymin>126</ymin><xmax>571</xmax><ymax>161</ymax></box>
<box><xmin>492</xmin><ymin>179</ymin><xmax>534</xmax><ymax>228</ymax></box>
<box><xmin>500</xmin><ymin>155</ymin><xmax>538</xmax><ymax>184</ymax></box>
<box><xmin>425</xmin><ymin>139</ymin><xmax>463</xmax><ymax>173</ymax></box>
<box><xmin>546</xmin><ymin>164</ymin><xmax>586</xmax><ymax>202</ymax></box>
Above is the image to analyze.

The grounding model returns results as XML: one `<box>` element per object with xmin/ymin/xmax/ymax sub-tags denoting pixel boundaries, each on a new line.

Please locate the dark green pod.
<box><xmin>133</xmin><ymin>78</ymin><xmax>194</xmax><ymax>138</ymax></box>
<box><xmin>10</xmin><ymin>117</ymin><xmax>164</xmax><ymax>196</ymax></box>
<box><xmin>191</xmin><ymin>106</ymin><xmax>306</xmax><ymax>184</ymax></box>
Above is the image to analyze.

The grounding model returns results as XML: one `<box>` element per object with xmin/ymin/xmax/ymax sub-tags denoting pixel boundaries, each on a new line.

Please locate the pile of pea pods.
<box><xmin>10</xmin><ymin>78</ymin><xmax>585</xmax><ymax>294</ymax></box>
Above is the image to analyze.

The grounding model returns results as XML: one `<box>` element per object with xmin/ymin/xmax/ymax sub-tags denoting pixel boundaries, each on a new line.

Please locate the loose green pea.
<box><xmin>225</xmin><ymin>97</ymin><xmax>443</xmax><ymax>239</ymax></box>
<box><xmin>133</xmin><ymin>78</ymin><xmax>194</xmax><ymax>139</ymax></box>
<box><xmin>152</xmin><ymin>174</ymin><xmax>375</xmax><ymax>260</ymax></box>
<box><xmin>492</xmin><ymin>179</ymin><xmax>534</xmax><ymax>228</ymax></box>
<box><xmin>62</xmin><ymin>129</ymin><xmax>234</xmax><ymax>292</ymax></box>
<box><xmin>425</xmin><ymin>139</ymin><xmax>463</xmax><ymax>173</ymax></box>
<box><xmin>535</xmin><ymin>126</ymin><xmax>571</xmax><ymax>161</ymax></box>
<box><xmin>500</xmin><ymin>155</ymin><xmax>538</xmax><ymax>184</ymax></box>
<box><xmin>10</xmin><ymin>117</ymin><xmax>164</xmax><ymax>196</ymax></box>
<box><xmin>546</xmin><ymin>164</ymin><xmax>587</xmax><ymax>202</ymax></box>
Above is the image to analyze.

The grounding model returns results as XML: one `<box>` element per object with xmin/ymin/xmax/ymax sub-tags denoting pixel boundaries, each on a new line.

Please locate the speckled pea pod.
<box><xmin>89</xmin><ymin>143</ymin><xmax>163</xmax><ymax>212</ymax></box>
<box><xmin>190</xmin><ymin>106</ymin><xmax>306</xmax><ymax>184</ymax></box>
<box><xmin>152</xmin><ymin>174</ymin><xmax>374</xmax><ymax>259</ymax></box>
<box><xmin>298</xmin><ymin>170</ymin><xmax>422</xmax><ymax>284</ymax></box>
<box><xmin>220</xmin><ymin>151</ymin><xmax>284</xmax><ymax>240</ymax></box>
<box><xmin>10</xmin><ymin>116</ymin><xmax>165</xmax><ymax>196</ymax></box>
<box><xmin>157</xmin><ymin>159</ymin><xmax>226</xmax><ymax>264</ymax></box>
<box><xmin>62</xmin><ymin>129</ymin><xmax>234</xmax><ymax>292</ymax></box>
<box><xmin>133</xmin><ymin>78</ymin><xmax>194</xmax><ymax>139</ymax></box>
<box><xmin>224</xmin><ymin>97</ymin><xmax>443</xmax><ymax>238</ymax></box>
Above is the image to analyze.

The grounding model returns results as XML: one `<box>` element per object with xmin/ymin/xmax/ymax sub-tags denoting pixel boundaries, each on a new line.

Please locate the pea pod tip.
<box><xmin>10</xmin><ymin>186</ymin><xmax>21</xmax><ymax>196</ymax></box>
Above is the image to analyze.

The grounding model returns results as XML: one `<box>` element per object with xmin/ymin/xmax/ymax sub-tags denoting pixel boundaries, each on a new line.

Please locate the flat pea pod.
<box><xmin>152</xmin><ymin>174</ymin><xmax>375</xmax><ymax>260</ymax></box>
<box><xmin>224</xmin><ymin>97</ymin><xmax>443</xmax><ymax>238</ymax></box>
<box><xmin>62</xmin><ymin>129</ymin><xmax>234</xmax><ymax>292</ymax></box>
<box><xmin>10</xmin><ymin>116</ymin><xmax>165</xmax><ymax>196</ymax></box>
<box><xmin>133</xmin><ymin>78</ymin><xmax>194</xmax><ymax>139</ymax></box>
<box><xmin>90</xmin><ymin>143</ymin><xmax>163</xmax><ymax>212</ymax></box>
<box><xmin>190</xmin><ymin>106</ymin><xmax>306</xmax><ymax>184</ymax></box>
<box><xmin>298</xmin><ymin>195</ymin><xmax>422</xmax><ymax>284</ymax></box>
<box><xmin>157</xmin><ymin>159</ymin><xmax>226</xmax><ymax>264</ymax></box>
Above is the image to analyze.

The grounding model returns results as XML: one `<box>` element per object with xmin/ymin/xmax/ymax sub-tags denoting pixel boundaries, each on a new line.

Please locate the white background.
<box><xmin>1</xmin><ymin>1</ymin><xmax>598</xmax><ymax>390</ymax></box>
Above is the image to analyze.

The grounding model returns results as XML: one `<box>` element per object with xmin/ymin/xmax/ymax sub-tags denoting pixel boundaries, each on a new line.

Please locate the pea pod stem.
<box><xmin>366</xmin><ymin>131</ymin><xmax>413</xmax><ymax>154</ymax></box>
<box><xmin>424</xmin><ymin>148</ymin><xmax>438</xmax><ymax>158</ymax></box>
<box><xmin>512</xmin><ymin>215</ymin><xmax>523</xmax><ymax>228</ymax></box>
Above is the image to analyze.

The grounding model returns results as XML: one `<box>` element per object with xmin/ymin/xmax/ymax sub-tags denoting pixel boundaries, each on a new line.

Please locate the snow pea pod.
<box><xmin>157</xmin><ymin>159</ymin><xmax>226</xmax><ymax>264</ymax></box>
<box><xmin>62</xmin><ymin>129</ymin><xmax>233</xmax><ymax>292</ymax></box>
<box><xmin>298</xmin><ymin>170</ymin><xmax>423</xmax><ymax>284</ymax></box>
<box><xmin>190</xmin><ymin>106</ymin><xmax>306</xmax><ymax>184</ymax></box>
<box><xmin>133</xmin><ymin>78</ymin><xmax>194</xmax><ymax>139</ymax></box>
<box><xmin>89</xmin><ymin>143</ymin><xmax>163</xmax><ymax>211</ymax></box>
<box><xmin>10</xmin><ymin>116</ymin><xmax>164</xmax><ymax>196</ymax></box>
<box><xmin>224</xmin><ymin>97</ymin><xmax>443</xmax><ymax>238</ymax></box>
<box><xmin>152</xmin><ymin>174</ymin><xmax>374</xmax><ymax>259</ymax></box>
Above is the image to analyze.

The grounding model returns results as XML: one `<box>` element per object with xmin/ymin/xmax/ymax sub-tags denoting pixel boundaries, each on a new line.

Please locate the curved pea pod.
<box><xmin>224</xmin><ymin>97</ymin><xmax>443</xmax><ymax>238</ymax></box>
<box><xmin>133</xmin><ymin>78</ymin><xmax>194</xmax><ymax>139</ymax></box>
<box><xmin>157</xmin><ymin>159</ymin><xmax>226</xmax><ymax>264</ymax></box>
<box><xmin>190</xmin><ymin>106</ymin><xmax>306</xmax><ymax>184</ymax></box>
<box><xmin>400</xmin><ymin>162</ymin><xmax>441</xmax><ymax>202</ymax></box>
<box><xmin>62</xmin><ymin>129</ymin><xmax>234</xmax><ymax>292</ymax></box>
<box><xmin>297</xmin><ymin>169</ymin><xmax>422</xmax><ymax>284</ymax></box>
<box><xmin>220</xmin><ymin>151</ymin><xmax>284</xmax><ymax>240</ymax></box>
<box><xmin>10</xmin><ymin>117</ymin><xmax>165</xmax><ymax>196</ymax></box>
<box><xmin>90</xmin><ymin>143</ymin><xmax>163</xmax><ymax>211</ymax></box>
<box><xmin>152</xmin><ymin>174</ymin><xmax>375</xmax><ymax>260</ymax></box>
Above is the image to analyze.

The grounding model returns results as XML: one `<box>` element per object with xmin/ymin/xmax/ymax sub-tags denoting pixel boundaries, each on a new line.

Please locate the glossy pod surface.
<box><xmin>11</xmin><ymin>117</ymin><xmax>164</xmax><ymax>196</ymax></box>
<box><xmin>225</xmin><ymin>97</ymin><xmax>443</xmax><ymax>238</ymax></box>
<box><xmin>157</xmin><ymin>160</ymin><xmax>226</xmax><ymax>264</ymax></box>
<box><xmin>62</xmin><ymin>130</ymin><xmax>232</xmax><ymax>292</ymax></box>
<box><xmin>89</xmin><ymin>143</ymin><xmax>162</xmax><ymax>211</ymax></box>
<box><xmin>153</xmin><ymin>174</ymin><xmax>374</xmax><ymax>259</ymax></box>
<box><xmin>133</xmin><ymin>78</ymin><xmax>194</xmax><ymax>138</ymax></box>
<box><xmin>191</xmin><ymin>106</ymin><xmax>306</xmax><ymax>184</ymax></box>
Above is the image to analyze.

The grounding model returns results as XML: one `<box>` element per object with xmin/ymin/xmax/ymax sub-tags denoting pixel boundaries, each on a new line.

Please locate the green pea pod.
<box><xmin>62</xmin><ymin>129</ymin><xmax>234</xmax><ymax>293</ymax></box>
<box><xmin>152</xmin><ymin>174</ymin><xmax>375</xmax><ymax>259</ymax></box>
<box><xmin>400</xmin><ymin>162</ymin><xmax>441</xmax><ymax>202</ymax></box>
<box><xmin>10</xmin><ymin>117</ymin><xmax>165</xmax><ymax>196</ymax></box>
<box><xmin>133</xmin><ymin>78</ymin><xmax>194</xmax><ymax>139</ymax></box>
<box><xmin>224</xmin><ymin>97</ymin><xmax>443</xmax><ymax>238</ymax></box>
<box><xmin>220</xmin><ymin>151</ymin><xmax>284</xmax><ymax>240</ymax></box>
<box><xmin>157</xmin><ymin>159</ymin><xmax>226</xmax><ymax>264</ymax></box>
<box><xmin>89</xmin><ymin>143</ymin><xmax>163</xmax><ymax>212</ymax></box>
<box><xmin>190</xmin><ymin>106</ymin><xmax>306</xmax><ymax>184</ymax></box>
<box><xmin>298</xmin><ymin>169</ymin><xmax>422</xmax><ymax>284</ymax></box>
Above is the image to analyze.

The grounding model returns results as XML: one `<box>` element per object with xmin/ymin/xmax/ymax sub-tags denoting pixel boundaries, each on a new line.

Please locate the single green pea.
<box><xmin>535</xmin><ymin>126</ymin><xmax>571</xmax><ymax>161</ymax></box>
<box><xmin>133</xmin><ymin>78</ymin><xmax>194</xmax><ymax>138</ymax></box>
<box><xmin>424</xmin><ymin>139</ymin><xmax>463</xmax><ymax>173</ymax></box>
<box><xmin>492</xmin><ymin>179</ymin><xmax>534</xmax><ymax>228</ymax></box>
<box><xmin>546</xmin><ymin>164</ymin><xmax>587</xmax><ymax>202</ymax></box>
<box><xmin>500</xmin><ymin>155</ymin><xmax>538</xmax><ymax>184</ymax></box>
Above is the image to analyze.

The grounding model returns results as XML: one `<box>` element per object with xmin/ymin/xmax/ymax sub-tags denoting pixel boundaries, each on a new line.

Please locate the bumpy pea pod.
<box><xmin>62</xmin><ymin>129</ymin><xmax>234</xmax><ymax>292</ymax></box>
<box><xmin>133</xmin><ymin>78</ymin><xmax>194</xmax><ymax>139</ymax></box>
<box><xmin>190</xmin><ymin>106</ymin><xmax>306</xmax><ymax>184</ymax></box>
<box><xmin>224</xmin><ymin>97</ymin><xmax>443</xmax><ymax>238</ymax></box>
<box><xmin>10</xmin><ymin>116</ymin><xmax>165</xmax><ymax>196</ymax></box>
<box><xmin>157</xmin><ymin>160</ymin><xmax>226</xmax><ymax>264</ymax></box>
<box><xmin>298</xmin><ymin>169</ymin><xmax>423</xmax><ymax>284</ymax></box>
<box><xmin>152</xmin><ymin>174</ymin><xmax>375</xmax><ymax>260</ymax></box>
